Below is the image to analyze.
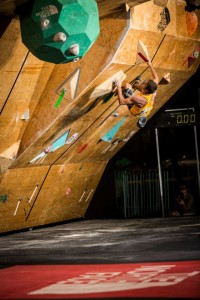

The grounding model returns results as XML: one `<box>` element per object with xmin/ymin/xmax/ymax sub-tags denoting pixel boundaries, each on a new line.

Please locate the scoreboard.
<box><xmin>155</xmin><ymin>109</ymin><xmax>198</xmax><ymax>127</ymax></box>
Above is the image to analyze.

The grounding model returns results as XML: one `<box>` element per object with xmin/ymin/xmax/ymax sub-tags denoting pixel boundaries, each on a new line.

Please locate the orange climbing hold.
<box><xmin>186</xmin><ymin>11</ymin><xmax>198</xmax><ymax>36</ymax></box>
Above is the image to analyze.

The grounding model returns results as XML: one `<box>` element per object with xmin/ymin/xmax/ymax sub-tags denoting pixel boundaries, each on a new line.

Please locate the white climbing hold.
<box><xmin>53</xmin><ymin>32</ymin><xmax>66</xmax><ymax>42</ymax></box>
<box><xmin>41</xmin><ymin>19</ymin><xmax>49</xmax><ymax>28</ymax></box>
<box><xmin>69</xmin><ymin>44</ymin><xmax>80</xmax><ymax>55</ymax></box>
<box><xmin>73</xmin><ymin>58</ymin><xmax>79</xmax><ymax>62</ymax></box>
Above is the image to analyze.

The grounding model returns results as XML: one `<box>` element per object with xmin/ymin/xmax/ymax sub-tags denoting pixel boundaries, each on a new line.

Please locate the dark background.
<box><xmin>86</xmin><ymin>66</ymin><xmax>200</xmax><ymax>219</ymax></box>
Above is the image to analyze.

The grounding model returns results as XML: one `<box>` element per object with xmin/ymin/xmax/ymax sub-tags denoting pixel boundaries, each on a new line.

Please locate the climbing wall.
<box><xmin>0</xmin><ymin>0</ymin><xmax>200</xmax><ymax>233</ymax></box>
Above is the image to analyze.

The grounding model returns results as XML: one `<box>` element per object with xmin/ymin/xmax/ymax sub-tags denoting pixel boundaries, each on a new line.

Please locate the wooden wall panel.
<box><xmin>0</xmin><ymin>0</ymin><xmax>200</xmax><ymax>233</ymax></box>
<box><xmin>0</xmin><ymin>19</ymin><xmax>55</xmax><ymax>175</ymax></box>
<box><xmin>0</xmin><ymin>18</ymin><xmax>28</xmax><ymax>111</ymax></box>
<box><xmin>0</xmin><ymin>166</ymin><xmax>49</xmax><ymax>232</ymax></box>
<box><xmin>10</xmin><ymin>27</ymin><xmax>200</xmax><ymax>168</ymax></box>
<box><xmin>0</xmin><ymin>52</ymin><xmax>54</xmax><ymax>153</ymax></box>
<box><xmin>113</xmin><ymin>28</ymin><xmax>163</xmax><ymax>65</ymax></box>
<box><xmin>131</xmin><ymin>0</ymin><xmax>176</xmax><ymax>36</ymax></box>
<box><xmin>176</xmin><ymin>1</ymin><xmax>200</xmax><ymax>40</ymax></box>
<box><xmin>17</xmin><ymin>10</ymin><xmax>128</xmax><ymax>155</ymax></box>
<box><xmin>153</xmin><ymin>36</ymin><xmax>200</xmax><ymax>71</ymax></box>
<box><xmin>27</xmin><ymin>162</ymin><xmax>107</xmax><ymax>226</ymax></box>
<box><xmin>8</xmin><ymin>63</ymin><xmax>145</xmax><ymax>167</ymax></box>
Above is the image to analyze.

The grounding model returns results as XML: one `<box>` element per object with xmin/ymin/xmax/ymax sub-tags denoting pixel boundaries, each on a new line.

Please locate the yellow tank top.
<box><xmin>129</xmin><ymin>93</ymin><xmax>153</xmax><ymax>116</ymax></box>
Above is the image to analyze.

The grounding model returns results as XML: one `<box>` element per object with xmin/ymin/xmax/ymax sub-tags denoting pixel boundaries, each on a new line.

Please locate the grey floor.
<box><xmin>1</xmin><ymin>216</ymin><xmax>200</xmax><ymax>266</ymax></box>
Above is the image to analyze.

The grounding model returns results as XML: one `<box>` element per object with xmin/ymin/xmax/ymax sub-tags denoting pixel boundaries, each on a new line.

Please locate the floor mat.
<box><xmin>0</xmin><ymin>261</ymin><xmax>199</xmax><ymax>299</ymax></box>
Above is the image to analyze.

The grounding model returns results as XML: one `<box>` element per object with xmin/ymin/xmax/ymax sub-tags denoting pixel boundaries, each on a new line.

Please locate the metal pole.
<box><xmin>123</xmin><ymin>172</ymin><xmax>127</xmax><ymax>218</ymax></box>
<box><xmin>155</xmin><ymin>128</ymin><xmax>165</xmax><ymax>217</ymax></box>
<box><xmin>193</xmin><ymin>125</ymin><xmax>200</xmax><ymax>198</ymax></box>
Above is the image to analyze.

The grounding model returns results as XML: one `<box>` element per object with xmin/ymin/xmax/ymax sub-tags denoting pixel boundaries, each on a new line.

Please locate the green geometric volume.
<box><xmin>20</xmin><ymin>0</ymin><xmax>100</xmax><ymax>64</ymax></box>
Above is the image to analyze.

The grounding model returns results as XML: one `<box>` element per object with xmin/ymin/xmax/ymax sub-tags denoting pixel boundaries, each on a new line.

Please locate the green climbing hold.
<box><xmin>0</xmin><ymin>194</ymin><xmax>7</xmax><ymax>203</ymax></box>
<box><xmin>55</xmin><ymin>88</ymin><xmax>66</xmax><ymax>108</ymax></box>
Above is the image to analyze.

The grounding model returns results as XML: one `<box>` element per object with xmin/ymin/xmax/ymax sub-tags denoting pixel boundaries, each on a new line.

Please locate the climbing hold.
<box><xmin>193</xmin><ymin>50</ymin><xmax>199</xmax><ymax>59</ymax></box>
<box><xmin>0</xmin><ymin>194</ymin><xmax>7</xmax><ymax>203</ymax></box>
<box><xmin>14</xmin><ymin>198</ymin><xmax>22</xmax><ymax>216</ymax></box>
<box><xmin>136</xmin><ymin>40</ymin><xmax>150</xmax><ymax>64</ymax></box>
<box><xmin>0</xmin><ymin>140</ymin><xmax>21</xmax><ymax>159</ymax></box>
<box><xmin>56</xmin><ymin>68</ymin><xmax>80</xmax><ymax>101</ymax></box>
<box><xmin>89</xmin><ymin>70</ymin><xmax>126</xmax><ymax>99</ymax></box>
<box><xmin>41</xmin><ymin>18</ymin><xmax>49</xmax><ymax>28</ymax></box>
<box><xmin>65</xmin><ymin>132</ymin><xmax>78</xmax><ymax>144</ymax></box>
<box><xmin>65</xmin><ymin>188</ymin><xmax>71</xmax><ymax>195</ymax></box>
<box><xmin>157</xmin><ymin>7</ymin><xmax>170</xmax><ymax>32</ymax></box>
<box><xmin>21</xmin><ymin>109</ymin><xmax>30</xmax><ymax>121</ymax></box>
<box><xmin>29</xmin><ymin>151</ymin><xmax>46</xmax><ymax>164</ymax></box>
<box><xmin>77</xmin><ymin>143</ymin><xmax>88</xmax><ymax>153</ymax></box>
<box><xmin>55</xmin><ymin>88</ymin><xmax>66</xmax><ymax>108</ymax></box>
<box><xmin>79</xmin><ymin>190</ymin><xmax>86</xmax><ymax>202</ymax></box>
<box><xmin>186</xmin><ymin>11</ymin><xmax>198</xmax><ymax>36</ymax></box>
<box><xmin>50</xmin><ymin>130</ymin><xmax>70</xmax><ymax>152</ymax></box>
<box><xmin>73</xmin><ymin>58</ymin><xmax>80</xmax><ymax>62</ymax></box>
<box><xmin>182</xmin><ymin>45</ymin><xmax>200</xmax><ymax>68</ymax></box>
<box><xmin>101</xmin><ymin>117</ymin><xmax>127</xmax><ymax>142</ymax></box>
<box><xmin>68</xmin><ymin>44</ymin><xmax>80</xmax><ymax>56</ymax></box>
<box><xmin>159</xmin><ymin>73</ymin><xmax>170</xmax><ymax>85</ymax></box>
<box><xmin>53</xmin><ymin>32</ymin><xmax>67</xmax><ymax>42</ymax></box>
<box><xmin>28</xmin><ymin>185</ymin><xmax>39</xmax><ymax>203</ymax></box>
<box><xmin>44</xmin><ymin>145</ymin><xmax>52</xmax><ymax>153</ymax></box>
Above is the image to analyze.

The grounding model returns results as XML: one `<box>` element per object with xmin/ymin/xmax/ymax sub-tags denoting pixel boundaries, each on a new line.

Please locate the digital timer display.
<box><xmin>156</xmin><ymin>110</ymin><xmax>197</xmax><ymax>127</ymax></box>
<box><xmin>173</xmin><ymin>111</ymin><xmax>196</xmax><ymax>125</ymax></box>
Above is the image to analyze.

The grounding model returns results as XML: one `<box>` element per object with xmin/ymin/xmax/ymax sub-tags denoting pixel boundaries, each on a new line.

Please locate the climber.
<box><xmin>112</xmin><ymin>60</ymin><xmax>159</xmax><ymax>128</ymax></box>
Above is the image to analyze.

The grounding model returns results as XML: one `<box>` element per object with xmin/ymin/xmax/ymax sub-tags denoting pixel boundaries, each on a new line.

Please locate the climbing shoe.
<box><xmin>137</xmin><ymin>116</ymin><xmax>147</xmax><ymax>128</ymax></box>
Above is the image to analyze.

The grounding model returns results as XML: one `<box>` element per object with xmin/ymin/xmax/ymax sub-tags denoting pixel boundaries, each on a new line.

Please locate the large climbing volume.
<box><xmin>19</xmin><ymin>0</ymin><xmax>100</xmax><ymax>63</ymax></box>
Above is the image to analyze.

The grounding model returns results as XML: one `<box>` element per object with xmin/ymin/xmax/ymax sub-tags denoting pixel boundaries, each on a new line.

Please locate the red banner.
<box><xmin>0</xmin><ymin>261</ymin><xmax>200</xmax><ymax>299</ymax></box>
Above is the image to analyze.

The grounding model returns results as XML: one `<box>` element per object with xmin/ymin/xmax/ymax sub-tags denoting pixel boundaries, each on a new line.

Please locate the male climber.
<box><xmin>113</xmin><ymin>60</ymin><xmax>159</xmax><ymax>128</ymax></box>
